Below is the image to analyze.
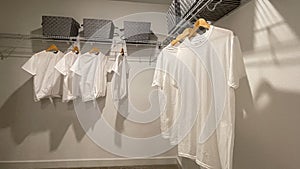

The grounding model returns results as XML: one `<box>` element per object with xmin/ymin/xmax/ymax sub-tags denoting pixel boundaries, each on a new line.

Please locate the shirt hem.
<box><xmin>22</xmin><ymin>66</ymin><xmax>36</xmax><ymax>76</ymax></box>
<box><xmin>228</xmin><ymin>80</ymin><xmax>239</xmax><ymax>89</ymax></box>
<box><xmin>178</xmin><ymin>153</ymin><xmax>213</xmax><ymax>169</ymax></box>
<box><xmin>55</xmin><ymin>65</ymin><xmax>67</xmax><ymax>76</ymax></box>
<box><xmin>152</xmin><ymin>81</ymin><xmax>162</xmax><ymax>87</ymax></box>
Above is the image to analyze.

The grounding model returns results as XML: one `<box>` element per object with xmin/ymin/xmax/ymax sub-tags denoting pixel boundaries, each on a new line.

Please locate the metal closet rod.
<box><xmin>0</xmin><ymin>53</ymin><xmax>157</xmax><ymax>63</ymax></box>
<box><xmin>0</xmin><ymin>48</ymin><xmax>159</xmax><ymax>60</ymax></box>
<box><xmin>0</xmin><ymin>33</ymin><xmax>161</xmax><ymax>46</ymax></box>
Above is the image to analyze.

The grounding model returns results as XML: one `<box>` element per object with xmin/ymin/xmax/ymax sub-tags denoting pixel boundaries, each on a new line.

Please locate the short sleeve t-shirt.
<box><xmin>179</xmin><ymin>26</ymin><xmax>245</xmax><ymax>169</ymax></box>
<box><xmin>22</xmin><ymin>50</ymin><xmax>64</xmax><ymax>101</ymax></box>
<box><xmin>70</xmin><ymin>52</ymin><xmax>109</xmax><ymax>102</ymax></box>
<box><xmin>152</xmin><ymin>44</ymin><xmax>180</xmax><ymax>143</ymax></box>
<box><xmin>109</xmin><ymin>53</ymin><xmax>130</xmax><ymax>103</ymax></box>
<box><xmin>153</xmin><ymin>26</ymin><xmax>246</xmax><ymax>169</ymax></box>
<box><xmin>55</xmin><ymin>51</ymin><xmax>79</xmax><ymax>102</ymax></box>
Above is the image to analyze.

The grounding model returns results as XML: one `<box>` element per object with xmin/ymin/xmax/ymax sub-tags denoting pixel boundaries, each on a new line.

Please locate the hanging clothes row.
<box><xmin>21</xmin><ymin>44</ymin><xmax>129</xmax><ymax>103</ymax></box>
<box><xmin>152</xmin><ymin>18</ymin><xmax>246</xmax><ymax>169</ymax></box>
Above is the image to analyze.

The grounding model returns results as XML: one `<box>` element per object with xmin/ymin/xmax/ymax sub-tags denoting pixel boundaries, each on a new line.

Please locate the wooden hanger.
<box><xmin>188</xmin><ymin>18</ymin><xmax>210</xmax><ymax>38</ymax></box>
<box><xmin>89</xmin><ymin>47</ymin><xmax>100</xmax><ymax>55</ymax></box>
<box><xmin>72</xmin><ymin>46</ymin><xmax>80</xmax><ymax>54</ymax></box>
<box><xmin>120</xmin><ymin>48</ymin><xmax>125</xmax><ymax>56</ymax></box>
<box><xmin>171</xmin><ymin>28</ymin><xmax>192</xmax><ymax>46</ymax></box>
<box><xmin>46</xmin><ymin>44</ymin><xmax>59</xmax><ymax>52</ymax></box>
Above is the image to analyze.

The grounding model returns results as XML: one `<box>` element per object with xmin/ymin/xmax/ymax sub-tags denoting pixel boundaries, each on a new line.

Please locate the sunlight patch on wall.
<box><xmin>253</xmin><ymin>0</ymin><xmax>299</xmax><ymax>50</ymax></box>
<box><xmin>243</xmin><ymin>0</ymin><xmax>300</xmax><ymax>68</ymax></box>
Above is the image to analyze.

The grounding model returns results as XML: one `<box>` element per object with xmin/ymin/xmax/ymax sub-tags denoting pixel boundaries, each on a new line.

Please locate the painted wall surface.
<box><xmin>180</xmin><ymin>0</ymin><xmax>300</xmax><ymax>169</ymax></box>
<box><xmin>1</xmin><ymin>0</ymin><xmax>299</xmax><ymax>169</ymax></box>
<box><xmin>0</xmin><ymin>0</ymin><xmax>177</xmax><ymax>168</ymax></box>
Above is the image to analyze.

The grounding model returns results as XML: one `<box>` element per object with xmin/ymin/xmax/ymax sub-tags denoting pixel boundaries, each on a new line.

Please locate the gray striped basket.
<box><xmin>42</xmin><ymin>16</ymin><xmax>80</xmax><ymax>37</ymax></box>
<box><xmin>83</xmin><ymin>18</ymin><xmax>115</xmax><ymax>39</ymax></box>
<box><xmin>124</xmin><ymin>21</ymin><xmax>151</xmax><ymax>41</ymax></box>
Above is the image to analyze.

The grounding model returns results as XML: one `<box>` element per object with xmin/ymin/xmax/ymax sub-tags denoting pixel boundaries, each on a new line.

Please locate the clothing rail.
<box><xmin>0</xmin><ymin>33</ymin><xmax>161</xmax><ymax>46</ymax></box>
<box><xmin>0</xmin><ymin>51</ymin><xmax>158</xmax><ymax>63</ymax></box>
<box><xmin>0</xmin><ymin>33</ymin><xmax>161</xmax><ymax>63</ymax></box>
<box><xmin>0</xmin><ymin>52</ymin><xmax>157</xmax><ymax>63</ymax></box>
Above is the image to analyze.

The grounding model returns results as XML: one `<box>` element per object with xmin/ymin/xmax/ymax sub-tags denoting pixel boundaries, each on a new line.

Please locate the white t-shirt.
<box><xmin>153</xmin><ymin>26</ymin><xmax>246</xmax><ymax>169</ymax></box>
<box><xmin>152</xmin><ymin>44</ymin><xmax>180</xmax><ymax>143</ymax></box>
<box><xmin>55</xmin><ymin>51</ymin><xmax>79</xmax><ymax>102</ymax></box>
<box><xmin>109</xmin><ymin>53</ymin><xmax>130</xmax><ymax>103</ymax></box>
<box><xmin>70</xmin><ymin>52</ymin><xmax>109</xmax><ymax>102</ymax></box>
<box><xmin>22</xmin><ymin>50</ymin><xmax>64</xmax><ymax>101</ymax></box>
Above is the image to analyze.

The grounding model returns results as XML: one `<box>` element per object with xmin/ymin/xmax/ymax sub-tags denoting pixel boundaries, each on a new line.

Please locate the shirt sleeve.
<box><xmin>105</xmin><ymin>61</ymin><xmax>113</xmax><ymax>73</ymax></box>
<box><xmin>55</xmin><ymin>56</ymin><xmax>67</xmax><ymax>75</ymax></box>
<box><xmin>126</xmin><ymin>60</ymin><xmax>130</xmax><ymax>74</ymax></box>
<box><xmin>70</xmin><ymin>57</ymin><xmax>81</xmax><ymax>76</ymax></box>
<box><xmin>152</xmin><ymin>51</ymin><xmax>164</xmax><ymax>88</ymax></box>
<box><xmin>159</xmin><ymin>75</ymin><xmax>179</xmax><ymax>139</ymax></box>
<box><xmin>109</xmin><ymin>54</ymin><xmax>120</xmax><ymax>74</ymax></box>
<box><xmin>21</xmin><ymin>54</ymin><xmax>38</xmax><ymax>75</ymax></box>
<box><xmin>228</xmin><ymin>35</ymin><xmax>246</xmax><ymax>89</ymax></box>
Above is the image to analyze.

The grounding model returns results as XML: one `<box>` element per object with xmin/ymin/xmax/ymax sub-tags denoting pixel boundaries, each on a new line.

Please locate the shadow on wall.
<box><xmin>0</xmin><ymin>79</ymin><xmax>87</xmax><ymax>151</ymax></box>
<box><xmin>234</xmin><ymin>78</ymin><xmax>300</xmax><ymax>169</ymax></box>
<box><xmin>246</xmin><ymin>0</ymin><xmax>300</xmax><ymax>66</ymax></box>
<box><xmin>114</xmin><ymin>98</ymin><xmax>129</xmax><ymax>147</ymax></box>
<box><xmin>0</xmin><ymin>27</ymin><xmax>131</xmax><ymax>154</ymax></box>
<box><xmin>179</xmin><ymin>77</ymin><xmax>300</xmax><ymax>169</ymax></box>
<box><xmin>0</xmin><ymin>27</ymin><xmax>89</xmax><ymax>153</ymax></box>
<box><xmin>232</xmin><ymin>0</ymin><xmax>300</xmax><ymax>169</ymax></box>
<box><xmin>270</xmin><ymin>0</ymin><xmax>300</xmax><ymax>39</ymax></box>
<box><xmin>235</xmin><ymin>0</ymin><xmax>256</xmax><ymax>52</ymax></box>
<box><xmin>0</xmin><ymin>25</ymin><xmax>158</xmax><ymax>155</ymax></box>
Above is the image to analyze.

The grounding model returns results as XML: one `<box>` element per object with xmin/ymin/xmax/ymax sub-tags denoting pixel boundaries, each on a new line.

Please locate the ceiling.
<box><xmin>111</xmin><ymin>0</ymin><xmax>172</xmax><ymax>5</ymax></box>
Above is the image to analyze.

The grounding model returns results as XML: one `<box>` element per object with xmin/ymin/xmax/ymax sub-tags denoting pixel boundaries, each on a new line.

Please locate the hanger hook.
<box><xmin>207</xmin><ymin>0</ymin><xmax>222</xmax><ymax>12</ymax></box>
<box><xmin>0</xmin><ymin>51</ymin><xmax>4</xmax><ymax>60</ymax></box>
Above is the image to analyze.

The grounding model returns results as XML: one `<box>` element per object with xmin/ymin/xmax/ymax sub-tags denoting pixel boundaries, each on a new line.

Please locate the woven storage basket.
<box><xmin>124</xmin><ymin>21</ymin><xmax>151</xmax><ymax>41</ymax></box>
<box><xmin>42</xmin><ymin>16</ymin><xmax>80</xmax><ymax>37</ymax></box>
<box><xmin>83</xmin><ymin>18</ymin><xmax>115</xmax><ymax>39</ymax></box>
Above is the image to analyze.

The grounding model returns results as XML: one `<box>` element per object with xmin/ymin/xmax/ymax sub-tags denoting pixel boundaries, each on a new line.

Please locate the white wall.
<box><xmin>2</xmin><ymin>0</ymin><xmax>299</xmax><ymax>169</ymax></box>
<box><xmin>179</xmin><ymin>0</ymin><xmax>300</xmax><ymax>169</ymax></box>
<box><xmin>0</xmin><ymin>0</ymin><xmax>178</xmax><ymax>168</ymax></box>
<box><xmin>0</xmin><ymin>0</ymin><xmax>168</xmax><ymax>34</ymax></box>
